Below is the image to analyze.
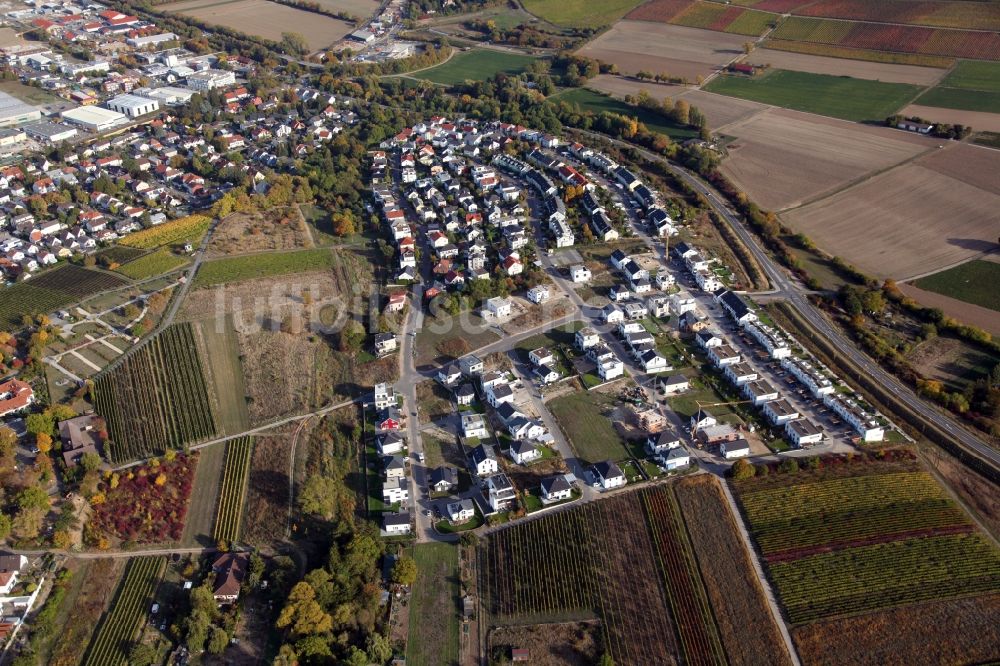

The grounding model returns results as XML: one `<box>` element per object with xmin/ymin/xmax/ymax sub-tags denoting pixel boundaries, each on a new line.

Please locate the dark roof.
<box><xmin>719</xmin><ymin>290</ymin><xmax>752</xmax><ymax>319</ymax></box>
<box><xmin>489</xmin><ymin>473</ymin><xmax>513</xmax><ymax>490</ymax></box>
<box><xmin>593</xmin><ymin>460</ymin><xmax>623</xmax><ymax>479</ymax></box>
<box><xmin>429</xmin><ymin>466</ymin><xmax>458</xmax><ymax>486</ymax></box>
<box><xmin>383</xmin><ymin>512</ymin><xmax>410</xmax><ymax>527</ymax></box>
<box><xmin>541</xmin><ymin>475</ymin><xmax>570</xmax><ymax>495</ymax></box>
<box><xmin>496</xmin><ymin>402</ymin><xmax>520</xmax><ymax>421</ymax></box>
<box><xmin>511</xmin><ymin>439</ymin><xmax>536</xmax><ymax>455</ymax></box>
<box><xmin>211</xmin><ymin>553</ymin><xmax>248</xmax><ymax>600</ymax></box>
<box><xmin>470</xmin><ymin>443</ymin><xmax>496</xmax><ymax>464</ymax></box>
<box><xmin>456</xmin><ymin>383</ymin><xmax>475</xmax><ymax>397</ymax></box>
<box><xmin>662</xmin><ymin>374</ymin><xmax>688</xmax><ymax>387</ymax></box>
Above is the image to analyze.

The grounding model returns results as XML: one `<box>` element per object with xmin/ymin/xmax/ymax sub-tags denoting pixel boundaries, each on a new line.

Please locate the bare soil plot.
<box><xmin>192</xmin><ymin>316</ymin><xmax>251</xmax><ymax>434</ymax></box>
<box><xmin>793</xmin><ymin>593</ymin><xmax>1000</xmax><ymax>666</ymax></box>
<box><xmin>752</xmin><ymin>48</ymin><xmax>947</xmax><ymax>85</ymax></box>
<box><xmin>206</xmin><ymin>209</ymin><xmax>314</xmax><ymax>257</ymax></box>
<box><xmin>587</xmin><ymin>74</ymin><xmax>768</xmax><ymax>129</ymax></box>
<box><xmin>899</xmin><ymin>104</ymin><xmax>1000</xmax><ymax>132</ymax></box>
<box><xmin>780</xmin><ymin>162</ymin><xmax>1000</xmax><ymax>279</ymax></box>
<box><xmin>906</xmin><ymin>335</ymin><xmax>1000</xmax><ymax>389</ymax></box>
<box><xmin>576</xmin><ymin>21</ymin><xmax>747</xmax><ymax>81</ymax></box>
<box><xmin>163</xmin><ymin>0</ymin><xmax>353</xmax><ymax>51</ymax></box>
<box><xmin>719</xmin><ymin>107</ymin><xmax>931</xmax><ymax>211</ymax></box>
<box><xmin>488</xmin><ymin>621</ymin><xmax>603</xmax><ymax>666</ymax></box>
<box><xmin>899</xmin><ymin>283</ymin><xmax>1000</xmax><ymax>336</ymax></box>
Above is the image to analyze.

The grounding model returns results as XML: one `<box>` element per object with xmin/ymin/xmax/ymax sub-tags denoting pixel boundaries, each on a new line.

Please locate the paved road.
<box><xmin>578</xmin><ymin>129</ymin><xmax>1000</xmax><ymax>472</ymax></box>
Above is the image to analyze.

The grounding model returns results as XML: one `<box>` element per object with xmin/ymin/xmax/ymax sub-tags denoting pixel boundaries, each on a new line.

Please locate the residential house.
<box><xmin>58</xmin><ymin>414</ymin><xmax>100</xmax><ymax>466</ymax></box>
<box><xmin>469</xmin><ymin>444</ymin><xmax>499</xmax><ymax>476</ymax></box>
<box><xmin>462</xmin><ymin>413</ymin><xmax>488</xmax><ymax>440</ymax></box>
<box><xmin>374</xmin><ymin>333</ymin><xmax>397</xmax><ymax>356</ymax></box>
<box><xmin>486</xmin><ymin>382</ymin><xmax>514</xmax><ymax>408</ymax></box>
<box><xmin>383</xmin><ymin>456</ymin><xmax>406</xmax><ymax>481</ymax></box>
<box><xmin>487</xmin><ymin>473</ymin><xmax>517</xmax><ymax>512</ymax></box>
<box><xmin>374</xmin><ymin>382</ymin><xmax>395</xmax><ymax>410</ymax></box>
<box><xmin>691</xmin><ymin>409</ymin><xmax>718</xmax><ymax>431</ymax></box>
<box><xmin>211</xmin><ymin>553</ymin><xmax>248</xmax><ymax>605</ymax></box>
<box><xmin>484</xmin><ymin>296</ymin><xmax>512</xmax><ymax>319</ymax></box>
<box><xmin>598</xmin><ymin>356</ymin><xmax>624</xmax><ymax>381</ymax></box>
<box><xmin>456</xmin><ymin>383</ymin><xmax>476</xmax><ymax>406</ymax></box>
<box><xmin>0</xmin><ymin>379</ymin><xmax>33</xmax><ymax>417</ymax></box>
<box><xmin>438</xmin><ymin>364</ymin><xmax>462</xmax><ymax>386</ymax></box>
<box><xmin>526</xmin><ymin>284</ymin><xmax>550</xmax><ymax>304</ymax></box>
<box><xmin>429</xmin><ymin>466</ymin><xmax>459</xmax><ymax>493</ymax></box>
<box><xmin>0</xmin><ymin>554</ymin><xmax>28</xmax><ymax>595</ymax></box>
<box><xmin>639</xmin><ymin>350</ymin><xmax>669</xmax><ymax>373</ymax></box>
<box><xmin>575</xmin><ymin>327</ymin><xmax>599</xmax><ymax>350</ymax></box>
<box><xmin>570</xmin><ymin>264</ymin><xmax>591</xmax><ymax>283</ymax></box>
<box><xmin>720</xmin><ymin>439</ymin><xmax>751</xmax><ymax>459</ymax></box>
<box><xmin>659</xmin><ymin>446</ymin><xmax>691</xmax><ymax>470</ymax></box>
<box><xmin>378</xmin><ymin>432</ymin><xmax>406</xmax><ymax>456</ymax></box>
<box><xmin>824</xmin><ymin>393</ymin><xmax>886</xmax><ymax>442</ymax></box>
<box><xmin>787</xmin><ymin>418</ymin><xmax>824</xmax><ymax>447</ymax></box>
<box><xmin>382</xmin><ymin>476</ymin><xmax>409</xmax><ymax>505</ymax></box>
<box><xmin>646</xmin><ymin>431</ymin><xmax>681</xmax><ymax>455</ymax></box>
<box><xmin>540</xmin><ymin>475</ymin><xmax>572</xmax><ymax>502</ymax></box>
<box><xmin>383</xmin><ymin>512</ymin><xmax>411</xmax><ymax>535</ymax></box>
<box><xmin>717</xmin><ymin>290</ymin><xmax>758</xmax><ymax>327</ymax></box>
<box><xmin>724</xmin><ymin>362</ymin><xmax>758</xmax><ymax>386</ymax></box>
<box><xmin>743</xmin><ymin>379</ymin><xmax>779</xmax><ymax>406</ymax></box>
<box><xmin>459</xmin><ymin>355</ymin><xmax>484</xmax><ymax>377</ymax></box>
<box><xmin>448</xmin><ymin>499</ymin><xmax>475</xmax><ymax>522</ymax></box>
<box><xmin>592</xmin><ymin>460</ymin><xmax>626</xmax><ymax>489</ymax></box>
<box><xmin>529</xmin><ymin>347</ymin><xmax>555</xmax><ymax>368</ymax></box>
<box><xmin>508</xmin><ymin>440</ymin><xmax>540</xmax><ymax>465</ymax></box>
<box><xmin>764</xmin><ymin>399</ymin><xmax>799</xmax><ymax>425</ymax></box>
<box><xmin>660</xmin><ymin>375</ymin><xmax>690</xmax><ymax>395</ymax></box>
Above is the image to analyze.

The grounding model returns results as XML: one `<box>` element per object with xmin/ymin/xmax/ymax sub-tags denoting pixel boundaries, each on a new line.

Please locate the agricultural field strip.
<box><xmin>95</xmin><ymin>323</ymin><xmax>217</xmax><ymax>463</ymax></box>
<box><xmin>770</xmin><ymin>534</ymin><xmax>1000</xmax><ymax>624</ymax></box>
<box><xmin>213</xmin><ymin>437</ymin><xmax>253</xmax><ymax>541</ymax></box>
<box><xmin>81</xmin><ymin>556</ymin><xmax>165</xmax><ymax>666</ymax></box>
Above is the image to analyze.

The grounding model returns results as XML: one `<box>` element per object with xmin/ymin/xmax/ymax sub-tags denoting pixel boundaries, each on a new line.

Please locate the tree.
<box><xmin>129</xmin><ymin>643</ymin><xmax>158</xmax><ymax>666</ymax></box>
<box><xmin>17</xmin><ymin>486</ymin><xmax>49</xmax><ymax>511</ymax></box>
<box><xmin>599</xmin><ymin>653</ymin><xmax>615</xmax><ymax>666</ymax></box>
<box><xmin>0</xmin><ymin>426</ymin><xmax>16</xmax><ymax>460</ymax></box>
<box><xmin>338</xmin><ymin>319</ymin><xmax>365</xmax><ymax>353</ymax></box>
<box><xmin>672</xmin><ymin>99</ymin><xmax>690</xmax><ymax>125</ymax></box>
<box><xmin>207</xmin><ymin>626</ymin><xmax>229</xmax><ymax>654</ymax></box>
<box><xmin>25</xmin><ymin>412</ymin><xmax>55</xmax><ymax>437</ymax></box>
<box><xmin>80</xmin><ymin>452</ymin><xmax>101</xmax><ymax>473</ymax></box>
<box><xmin>276</xmin><ymin>582</ymin><xmax>333</xmax><ymax>637</ymax></box>
<box><xmin>13</xmin><ymin>507</ymin><xmax>43</xmax><ymax>539</ymax></box>
<box><xmin>367</xmin><ymin>634</ymin><xmax>393</xmax><ymax>664</ymax></box>
<box><xmin>0</xmin><ymin>513</ymin><xmax>11</xmax><ymax>540</ymax></box>
<box><xmin>35</xmin><ymin>432</ymin><xmax>52</xmax><ymax>454</ymax></box>
<box><xmin>731</xmin><ymin>458</ymin><xmax>755</xmax><ymax>480</ymax></box>
<box><xmin>299</xmin><ymin>474</ymin><xmax>338</xmax><ymax>519</ymax></box>
<box><xmin>391</xmin><ymin>555</ymin><xmax>417</xmax><ymax>586</ymax></box>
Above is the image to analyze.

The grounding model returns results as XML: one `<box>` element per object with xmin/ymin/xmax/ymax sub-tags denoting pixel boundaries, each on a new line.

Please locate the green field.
<box><xmin>413</xmin><ymin>49</ymin><xmax>537</xmax><ymax>85</ymax></box>
<box><xmin>407</xmin><ymin>543</ymin><xmax>460</xmax><ymax>666</ymax></box>
<box><xmin>194</xmin><ymin>248</ymin><xmax>335</xmax><ymax>286</ymax></box>
<box><xmin>548</xmin><ymin>390</ymin><xmax>630</xmax><ymax>464</ymax></box>
<box><xmin>704</xmin><ymin>69</ymin><xmax>922</xmax><ymax>122</ymax></box>
<box><xmin>115</xmin><ymin>247</ymin><xmax>190</xmax><ymax>280</ymax></box>
<box><xmin>914</xmin><ymin>86</ymin><xmax>1000</xmax><ymax>113</ymax></box>
<box><xmin>521</xmin><ymin>0</ymin><xmax>643</xmax><ymax>28</ymax></box>
<box><xmin>914</xmin><ymin>260</ymin><xmax>1000</xmax><ymax>312</ymax></box>
<box><xmin>939</xmin><ymin>60</ymin><xmax>1000</xmax><ymax>92</ymax></box>
<box><xmin>555</xmin><ymin>87</ymin><xmax>699</xmax><ymax>139</ymax></box>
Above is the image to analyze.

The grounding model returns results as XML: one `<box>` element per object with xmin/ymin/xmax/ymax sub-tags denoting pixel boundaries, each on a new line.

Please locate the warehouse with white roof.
<box><xmin>105</xmin><ymin>93</ymin><xmax>159</xmax><ymax>119</ymax></box>
<box><xmin>61</xmin><ymin>105</ymin><xmax>127</xmax><ymax>132</ymax></box>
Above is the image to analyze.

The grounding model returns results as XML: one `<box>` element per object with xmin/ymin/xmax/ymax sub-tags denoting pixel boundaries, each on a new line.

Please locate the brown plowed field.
<box><xmin>718</xmin><ymin>107</ymin><xmax>930</xmax><ymax>210</ymax></box>
<box><xmin>587</xmin><ymin>74</ymin><xmax>768</xmax><ymax>129</ymax></box>
<box><xmin>780</xmin><ymin>160</ymin><xmax>1000</xmax><ymax>279</ymax></box>
<box><xmin>576</xmin><ymin>21</ymin><xmax>746</xmax><ymax>81</ymax></box>
<box><xmin>753</xmin><ymin>48</ymin><xmax>946</xmax><ymax>85</ymax></box>
<box><xmin>900</xmin><ymin>104</ymin><xmax>1000</xmax><ymax>133</ymax></box>
<box><xmin>916</xmin><ymin>142</ymin><xmax>1000</xmax><ymax>196</ymax></box>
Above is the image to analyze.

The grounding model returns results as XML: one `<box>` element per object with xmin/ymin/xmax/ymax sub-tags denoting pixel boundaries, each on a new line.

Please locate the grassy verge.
<box><xmin>548</xmin><ymin>390</ymin><xmax>630</xmax><ymax>464</ymax></box>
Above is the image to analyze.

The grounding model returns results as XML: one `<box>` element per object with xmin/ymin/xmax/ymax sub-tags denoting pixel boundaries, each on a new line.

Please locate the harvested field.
<box><xmin>488</xmin><ymin>622</ymin><xmax>602</xmax><ymax>666</ymax></box>
<box><xmin>576</xmin><ymin>21</ymin><xmax>747</xmax><ymax>81</ymax></box>
<box><xmin>780</xmin><ymin>160</ymin><xmax>1000</xmax><ymax>279</ymax></box>
<box><xmin>900</xmin><ymin>103</ymin><xmax>1000</xmax><ymax>132</ymax></box>
<box><xmin>793</xmin><ymin>594</ymin><xmax>1000</xmax><ymax>666</ymax></box>
<box><xmin>751</xmin><ymin>48</ymin><xmax>945</xmax><ymax>85</ymax></box>
<box><xmin>206</xmin><ymin>210</ymin><xmax>313</xmax><ymax>257</ymax></box>
<box><xmin>915</xmin><ymin>141</ymin><xmax>1000</xmax><ymax>196</ymax></box>
<box><xmin>718</xmin><ymin>107</ymin><xmax>930</xmax><ymax>210</ymax></box>
<box><xmin>586</xmin><ymin>74</ymin><xmax>768</xmax><ymax>129</ymax></box>
<box><xmin>162</xmin><ymin>0</ymin><xmax>353</xmax><ymax>51</ymax></box>
<box><xmin>674</xmin><ymin>475</ymin><xmax>792</xmax><ymax>666</ymax></box>
<box><xmin>899</xmin><ymin>283</ymin><xmax>1000</xmax><ymax>337</ymax></box>
<box><xmin>762</xmin><ymin>39</ymin><xmax>955</xmax><ymax>68</ymax></box>
<box><xmin>521</xmin><ymin>0</ymin><xmax>644</xmax><ymax>28</ymax></box>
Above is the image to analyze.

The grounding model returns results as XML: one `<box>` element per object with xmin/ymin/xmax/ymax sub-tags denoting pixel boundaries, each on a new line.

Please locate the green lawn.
<box><xmin>548</xmin><ymin>390</ymin><xmax>629</xmax><ymax>464</ymax></box>
<box><xmin>704</xmin><ymin>70</ymin><xmax>922</xmax><ymax>122</ymax></box>
<box><xmin>407</xmin><ymin>543</ymin><xmax>460</xmax><ymax>666</ymax></box>
<box><xmin>554</xmin><ymin>87</ymin><xmax>699</xmax><ymax>140</ymax></box>
<box><xmin>914</xmin><ymin>260</ymin><xmax>1000</xmax><ymax>313</ymax></box>
<box><xmin>939</xmin><ymin>60</ymin><xmax>1000</xmax><ymax>93</ymax></box>
<box><xmin>193</xmin><ymin>248</ymin><xmax>334</xmax><ymax>286</ymax></box>
<box><xmin>914</xmin><ymin>86</ymin><xmax>1000</xmax><ymax>113</ymax></box>
<box><xmin>413</xmin><ymin>49</ymin><xmax>537</xmax><ymax>86</ymax></box>
<box><xmin>521</xmin><ymin>0</ymin><xmax>643</xmax><ymax>28</ymax></box>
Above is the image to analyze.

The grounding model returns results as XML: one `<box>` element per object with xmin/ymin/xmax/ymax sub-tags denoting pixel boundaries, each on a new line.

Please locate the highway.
<box><xmin>584</xmin><ymin>131</ymin><xmax>1000</xmax><ymax>471</ymax></box>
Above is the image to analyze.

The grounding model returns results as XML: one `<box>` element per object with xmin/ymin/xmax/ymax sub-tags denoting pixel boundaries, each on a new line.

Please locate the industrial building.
<box><xmin>185</xmin><ymin>69</ymin><xmax>235</xmax><ymax>91</ymax></box>
<box><xmin>105</xmin><ymin>93</ymin><xmax>160</xmax><ymax>119</ymax></box>
<box><xmin>61</xmin><ymin>105</ymin><xmax>127</xmax><ymax>132</ymax></box>
<box><xmin>0</xmin><ymin>91</ymin><xmax>41</xmax><ymax>129</ymax></box>
<box><xmin>135</xmin><ymin>86</ymin><xmax>195</xmax><ymax>106</ymax></box>
<box><xmin>23</xmin><ymin>121</ymin><xmax>77</xmax><ymax>143</ymax></box>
